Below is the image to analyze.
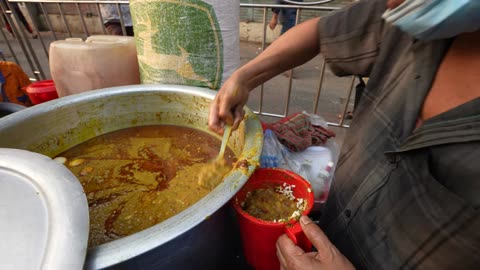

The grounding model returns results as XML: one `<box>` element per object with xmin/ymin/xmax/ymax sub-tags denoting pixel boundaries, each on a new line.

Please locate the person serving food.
<box><xmin>209</xmin><ymin>0</ymin><xmax>480</xmax><ymax>269</ymax></box>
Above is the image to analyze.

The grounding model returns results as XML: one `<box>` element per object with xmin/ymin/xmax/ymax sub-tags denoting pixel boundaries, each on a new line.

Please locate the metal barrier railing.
<box><xmin>240</xmin><ymin>2</ymin><xmax>355</xmax><ymax>128</ymax></box>
<box><xmin>0</xmin><ymin>0</ymin><xmax>355</xmax><ymax>127</ymax></box>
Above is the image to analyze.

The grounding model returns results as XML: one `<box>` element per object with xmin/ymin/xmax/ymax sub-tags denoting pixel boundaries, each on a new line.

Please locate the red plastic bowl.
<box><xmin>26</xmin><ymin>80</ymin><xmax>59</xmax><ymax>105</ymax></box>
<box><xmin>233</xmin><ymin>168</ymin><xmax>314</xmax><ymax>270</ymax></box>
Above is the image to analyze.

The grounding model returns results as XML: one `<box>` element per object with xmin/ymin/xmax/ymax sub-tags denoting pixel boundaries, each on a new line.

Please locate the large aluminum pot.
<box><xmin>0</xmin><ymin>84</ymin><xmax>263</xmax><ymax>269</ymax></box>
<box><xmin>0</xmin><ymin>102</ymin><xmax>26</xmax><ymax>118</ymax></box>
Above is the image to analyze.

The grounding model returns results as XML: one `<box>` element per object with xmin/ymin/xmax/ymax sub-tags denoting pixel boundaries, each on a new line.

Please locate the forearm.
<box><xmin>270</xmin><ymin>12</ymin><xmax>279</xmax><ymax>25</ymax></box>
<box><xmin>236</xmin><ymin>17</ymin><xmax>321</xmax><ymax>90</ymax></box>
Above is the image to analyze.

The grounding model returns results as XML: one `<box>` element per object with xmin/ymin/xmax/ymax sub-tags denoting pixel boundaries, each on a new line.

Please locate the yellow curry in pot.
<box><xmin>56</xmin><ymin>125</ymin><xmax>236</xmax><ymax>247</ymax></box>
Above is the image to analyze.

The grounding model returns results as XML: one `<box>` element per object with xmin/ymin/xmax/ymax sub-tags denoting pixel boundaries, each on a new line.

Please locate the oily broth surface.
<box><xmin>242</xmin><ymin>187</ymin><xmax>299</xmax><ymax>222</ymax></box>
<box><xmin>57</xmin><ymin>125</ymin><xmax>235</xmax><ymax>247</ymax></box>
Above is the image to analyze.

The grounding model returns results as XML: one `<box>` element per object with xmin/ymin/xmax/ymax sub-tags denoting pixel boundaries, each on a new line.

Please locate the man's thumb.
<box><xmin>299</xmin><ymin>216</ymin><xmax>332</xmax><ymax>252</ymax></box>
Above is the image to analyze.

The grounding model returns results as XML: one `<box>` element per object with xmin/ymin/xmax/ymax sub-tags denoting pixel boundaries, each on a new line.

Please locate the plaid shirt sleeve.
<box><xmin>318</xmin><ymin>0</ymin><xmax>387</xmax><ymax>77</ymax></box>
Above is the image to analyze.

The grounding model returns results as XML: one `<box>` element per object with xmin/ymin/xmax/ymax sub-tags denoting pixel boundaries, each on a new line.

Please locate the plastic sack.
<box><xmin>260</xmin><ymin>127</ymin><xmax>339</xmax><ymax>203</ymax></box>
<box><xmin>130</xmin><ymin>0</ymin><xmax>240</xmax><ymax>90</ymax></box>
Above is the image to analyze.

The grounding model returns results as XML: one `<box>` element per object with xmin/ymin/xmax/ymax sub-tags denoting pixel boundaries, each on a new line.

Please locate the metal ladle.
<box><xmin>197</xmin><ymin>124</ymin><xmax>232</xmax><ymax>189</ymax></box>
<box><xmin>216</xmin><ymin>124</ymin><xmax>232</xmax><ymax>161</ymax></box>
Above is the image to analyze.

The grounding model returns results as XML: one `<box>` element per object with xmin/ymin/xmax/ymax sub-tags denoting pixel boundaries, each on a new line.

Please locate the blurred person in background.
<box><xmin>99</xmin><ymin>3</ymin><xmax>133</xmax><ymax>36</ymax></box>
<box><xmin>270</xmin><ymin>0</ymin><xmax>304</xmax><ymax>78</ymax></box>
<box><xmin>269</xmin><ymin>0</ymin><xmax>304</xmax><ymax>35</ymax></box>
<box><xmin>209</xmin><ymin>0</ymin><xmax>480</xmax><ymax>269</ymax></box>
<box><xmin>1</xmin><ymin>1</ymin><xmax>37</xmax><ymax>38</ymax></box>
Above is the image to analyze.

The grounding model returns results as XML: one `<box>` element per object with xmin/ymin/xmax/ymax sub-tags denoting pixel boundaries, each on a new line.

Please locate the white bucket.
<box><xmin>130</xmin><ymin>0</ymin><xmax>240</xmax><ymax>90</ymax></box>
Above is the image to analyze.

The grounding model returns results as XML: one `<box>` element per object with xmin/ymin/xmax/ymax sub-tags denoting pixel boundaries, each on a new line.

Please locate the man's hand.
<box><xmin>269</xmin><ymin>14</ymin><xmax>279</xmax><ymax>30</ymax></box>
<box><xmin>208</xmin><ymin>74</ymin><xmax>249</xmax><ymax>134</ymax></box>
<box><xmin>276</xmin><ymin>216</ymin><xmax>355</xmax><ymax>270</ymax></box>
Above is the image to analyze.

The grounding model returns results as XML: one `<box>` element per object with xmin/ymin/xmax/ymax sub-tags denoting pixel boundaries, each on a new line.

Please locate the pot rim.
<box><xmin>0</xmin><ymin>84</ymin><xmax>263</xmax><ymax>269</ymax></box>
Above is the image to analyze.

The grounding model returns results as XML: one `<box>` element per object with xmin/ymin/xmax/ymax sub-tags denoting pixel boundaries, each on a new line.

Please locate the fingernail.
<box><xmin>300</xmin><ymin>215</ymin><xmax>311</xmax><ymax>225</ymax></box>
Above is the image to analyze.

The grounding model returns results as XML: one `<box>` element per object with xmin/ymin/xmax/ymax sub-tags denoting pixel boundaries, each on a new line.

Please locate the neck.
<box><xmin>419</xmin><ymin>31</ymin><xmax>480</xmax><ymax>121</ymax></box>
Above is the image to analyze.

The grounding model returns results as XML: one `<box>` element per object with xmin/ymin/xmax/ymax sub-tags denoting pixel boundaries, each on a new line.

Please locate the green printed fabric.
<box><xmin>130</xmin><ymin>0</ymin><xmax>224</xmax><ymax>89</ymax></box>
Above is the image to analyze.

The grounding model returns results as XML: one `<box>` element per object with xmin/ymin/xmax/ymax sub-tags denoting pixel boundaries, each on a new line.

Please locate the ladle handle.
<box><xmin>217</xmin><ymin>124</ymin><xmax>232</xmax><ymax>160</ymax></box>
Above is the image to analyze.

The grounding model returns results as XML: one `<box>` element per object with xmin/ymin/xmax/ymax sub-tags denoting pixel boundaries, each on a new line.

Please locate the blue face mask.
<box><xmin>382</xmin><ymin>0</ymin><xmax>480</xmax><ymax>41</ymax></box>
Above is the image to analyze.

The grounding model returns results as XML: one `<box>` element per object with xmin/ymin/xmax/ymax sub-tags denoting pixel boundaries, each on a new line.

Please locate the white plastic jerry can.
<box><xmin>49</xmin><ymin>35</ymin><xmax>141</xmax><ymax>97</ymax></box>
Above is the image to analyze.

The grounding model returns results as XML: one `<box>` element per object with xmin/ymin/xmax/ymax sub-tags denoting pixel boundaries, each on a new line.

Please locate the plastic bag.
<box><xmin>260</xmin><ymin>129</ymin><xmax>300</xmax><ymax>169</ymax></box>
<box><xmin>260</xmin><ymin>120</ymin><xmax>339</xmax><ymax>203</ymax></box>
<box><xmin>302</xmin><ymin>110</ymin><xmax>328</xmax><ymax>129</ymax></box>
